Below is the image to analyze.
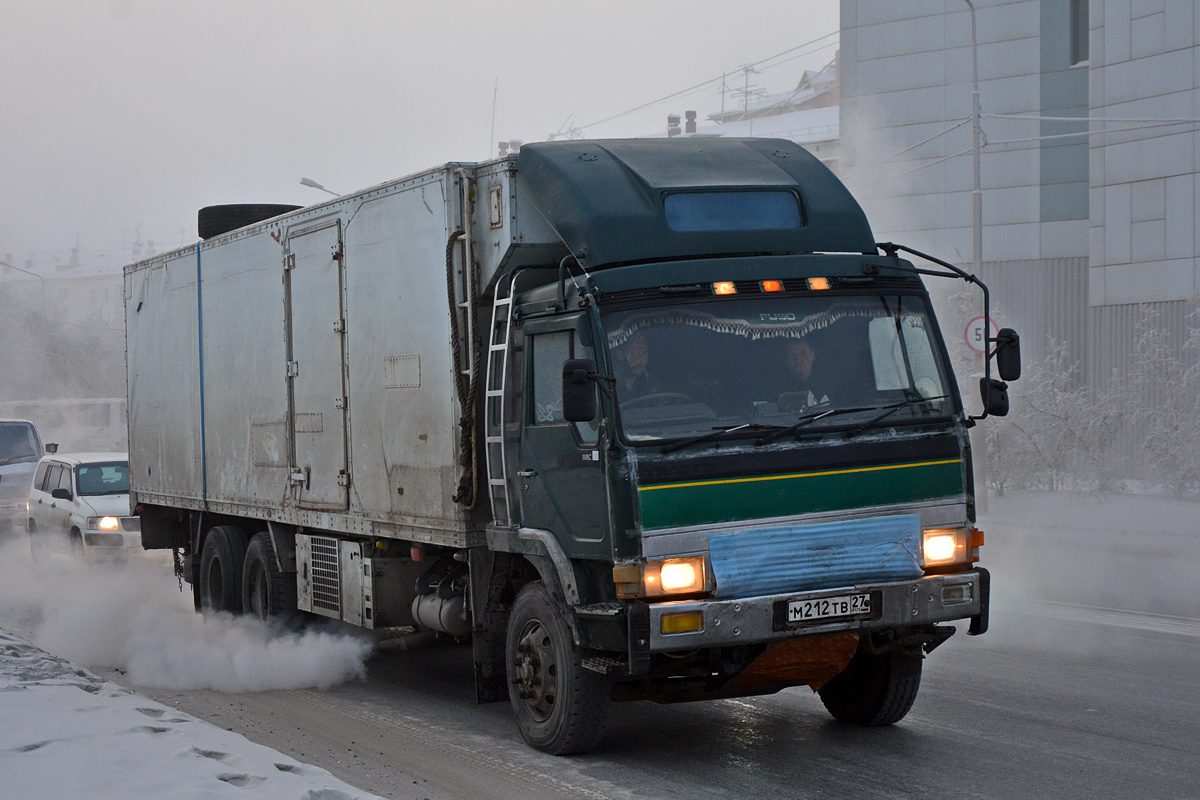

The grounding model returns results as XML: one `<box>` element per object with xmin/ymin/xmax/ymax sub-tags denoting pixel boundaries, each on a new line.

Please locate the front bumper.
<box><xmin>646</xmin><ymin>571</ymin><xmax>985</xmax><ymax>651</ymax></box>
<box><xmin>82</xmin><ymin>522</ymin><xmax>142</xmax><ymax>552</ymax></box>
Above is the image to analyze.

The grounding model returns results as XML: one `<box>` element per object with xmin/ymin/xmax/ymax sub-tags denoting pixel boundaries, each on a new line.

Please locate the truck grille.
<box><xmin>309</xmin><ymin>535</ymin><xmax>341</xmax><ymax>614</ymax></box>
<box><xmin>707</xmin><ymin>513</ymin><xmax>924</xmax><ymax>598</ymax></box>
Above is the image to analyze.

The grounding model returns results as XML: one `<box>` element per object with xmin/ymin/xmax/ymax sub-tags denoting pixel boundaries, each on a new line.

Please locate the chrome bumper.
<box><xmin>647</xmin><ymin>571</ymin><xmax>984</xmax><ymax>651</ymax></box>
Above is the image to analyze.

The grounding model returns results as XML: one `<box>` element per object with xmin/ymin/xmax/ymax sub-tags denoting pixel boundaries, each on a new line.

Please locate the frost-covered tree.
<box><xmin>1123</xmin><ymin>305</ymin><xmax>1200</xmax><ymax>494</ymax></box>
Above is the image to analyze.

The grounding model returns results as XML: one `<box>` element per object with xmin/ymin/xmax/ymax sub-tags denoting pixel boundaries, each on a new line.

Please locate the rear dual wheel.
<box><xmin>241</xmin><ymin>531</ymin><xmax>298</xmax><ymax>624</ymax></box>
<box><xmin>199</xmin><ymin>526</ymin><xmax>298</xmax><ymax>624</ymax></box>
<box><xmin>199</xmin><ymin>525</ymin><xmax>249</xmax><ymax>613</ymax></box>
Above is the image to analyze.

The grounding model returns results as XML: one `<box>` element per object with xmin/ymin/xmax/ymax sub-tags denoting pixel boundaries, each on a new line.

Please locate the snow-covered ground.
<box><xmin>0</xmin><ymin>627</ymin><xmax>383</xmax><ymax>799</ymax></box>
<box><xmin>0</xmin><ymin>540</ymin><xmax>382</xmax><ymax>800</ymax></box>
<box><xmin>1</xmin><ymin>489</ymin><xmax>1197</xmax><ymax>798</ymax></box>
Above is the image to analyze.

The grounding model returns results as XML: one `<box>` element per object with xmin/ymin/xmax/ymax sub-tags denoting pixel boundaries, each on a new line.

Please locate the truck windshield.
<box><xmin>603</xmin><ymin>293</ymin><xmax>955</xmax><ymax>444</ymax></box>
<box><xmin>0</xmin><ymin>422</ymin><xmax>40</xmax><ymax>465</ymax></box>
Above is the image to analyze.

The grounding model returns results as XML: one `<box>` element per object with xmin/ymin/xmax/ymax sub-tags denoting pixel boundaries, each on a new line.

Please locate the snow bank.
<box><xmin>0</xmin><ymin>627</ymin><xmax>383</xmax><ymax>799</ymax></box>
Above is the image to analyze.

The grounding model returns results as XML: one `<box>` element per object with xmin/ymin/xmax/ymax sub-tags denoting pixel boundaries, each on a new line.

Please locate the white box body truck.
<box><xmin>125</xmin><ymin>138</ymin><xmax>1019</xmax><ymax>753</ymax></box>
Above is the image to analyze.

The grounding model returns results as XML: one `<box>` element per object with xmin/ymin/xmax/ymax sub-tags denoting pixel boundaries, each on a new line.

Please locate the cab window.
<box><xmin>528</xmin><ymin>328</ymin><xmax>599</xmax><ymax>446</ymax></box>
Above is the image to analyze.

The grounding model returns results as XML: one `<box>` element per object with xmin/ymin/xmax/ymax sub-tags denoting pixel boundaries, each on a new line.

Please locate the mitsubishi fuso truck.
<box><xmin>124</xmin><ymin>137</ymin><xmax>1020</xmax><ymax>754</ymax></box>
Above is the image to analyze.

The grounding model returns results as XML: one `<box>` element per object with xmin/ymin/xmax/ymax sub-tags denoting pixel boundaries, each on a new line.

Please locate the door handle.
<box><xmin>517</xmin><ymin>469</ymin><xmax>537</xmax><ymax>478</ymax></box>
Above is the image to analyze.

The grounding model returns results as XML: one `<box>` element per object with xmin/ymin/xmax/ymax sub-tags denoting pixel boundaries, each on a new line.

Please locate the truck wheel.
<box><xmin>818</xmin><ymin>649</ymin><xmax>922</xmax><ymax>726</ymax></box>
<box><xmin>199</xmin><ymin>525</ymin><xmax>249</xmax><ymax>614</ymax></box>
<box><xmin>506</xmin><ymin>581</ymin><xmax>608</xmax><ymax>755</ymax></box>
<box><xmin>241</xmin><ymin>531</ymin><xmax>298</xmax><ymax>624</ymax></box>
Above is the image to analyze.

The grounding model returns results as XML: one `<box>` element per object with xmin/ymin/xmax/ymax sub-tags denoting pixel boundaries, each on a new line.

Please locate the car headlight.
<box><xmin>613</xmin><ymin>556</ymin><xmax>710</xmax><ymax>599</ymax></box>
<box><xmin>922</xmin><ymin>527</ymin><xmax>983</xmax><ymax>567</ymax></box>
<box><xmin>87</xmin><ymin>516</ymin><xmax>121</xmax><ymax>531</ymax></box>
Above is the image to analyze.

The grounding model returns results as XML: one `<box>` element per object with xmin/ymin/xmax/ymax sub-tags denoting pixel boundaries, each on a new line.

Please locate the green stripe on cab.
<box><xmin>636</xmin><ymin>459</ymin><xmax>964</xmax><ymax>530</ymax></box>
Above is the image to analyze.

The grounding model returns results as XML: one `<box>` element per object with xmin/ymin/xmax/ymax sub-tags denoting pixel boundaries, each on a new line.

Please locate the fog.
<box><xmin>974</xmin><ymin>490</ymin><xmax>1200</xmax><ymax>666</ymax></box>
<box><xmin>0</xmin><ymin>538</ymin><xmax>372</xmax><ymax>692</ymax></box>
<box><xmin>0</xmin><ymin>0</ymin><xmax>839</xmax><ymax>263</ymax></box>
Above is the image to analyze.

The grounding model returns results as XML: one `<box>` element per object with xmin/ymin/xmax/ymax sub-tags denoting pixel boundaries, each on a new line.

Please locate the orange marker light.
<box><xmin>713</xmin><ymin>281</ymin><xmax>737</xmax><ymax>295</ymax></box>
<box><xmin>807</xmin><ymin>277</ymin><xmax>831</xmax><ymax>291</ymax></box>
<box><xmin>760</xmin><ymin>280</ymin><xmax>784</xmax><ymax>292</ymax></box>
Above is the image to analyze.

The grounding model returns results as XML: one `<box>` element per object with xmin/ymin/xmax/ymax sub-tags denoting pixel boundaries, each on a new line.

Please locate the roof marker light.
<box><xmin>760</xmin><ymin>280</ymin><xmax>784</xmax><ymax>292</ymax></box>
<box><xmin>713</xmin><ymin>281</ymin><xmax>737</xmax><ymax>295</ymax></box>
<box><xmin>807</xmin><ymin>277</ymin><xmax>831</xmax><ymax>291</ymax></box>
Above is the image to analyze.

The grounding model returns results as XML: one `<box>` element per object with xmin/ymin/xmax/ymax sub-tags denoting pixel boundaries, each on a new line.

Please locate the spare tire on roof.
<box><xmin>198</xmin><ymin>204</ymin><xmax>302</xmax><ymax>240</ymax></box>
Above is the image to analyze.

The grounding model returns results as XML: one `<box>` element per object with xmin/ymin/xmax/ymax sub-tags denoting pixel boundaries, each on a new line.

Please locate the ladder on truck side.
<box><xmin>484</xmin><ymin>286</ymin><xmax>515</xmax><ymax>527</ymax></box>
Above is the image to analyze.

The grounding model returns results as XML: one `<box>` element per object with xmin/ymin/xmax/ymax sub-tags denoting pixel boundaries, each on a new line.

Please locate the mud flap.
<box><xmin>627</xmin><ymin>601</ymin><xmax>651</xmax><ymax>676</ymax></box>
<box><xmin>969</xmin><ymin>566</ymin><xmax>990</xmax><ymax>635</ymax></box>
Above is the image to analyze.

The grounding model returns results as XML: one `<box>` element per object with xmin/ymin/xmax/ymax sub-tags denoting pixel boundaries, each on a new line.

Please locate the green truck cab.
<box><xmin>480</xmin><ymin>139</ymin><xmax>1018</xmax><ymax>753</ymax></box>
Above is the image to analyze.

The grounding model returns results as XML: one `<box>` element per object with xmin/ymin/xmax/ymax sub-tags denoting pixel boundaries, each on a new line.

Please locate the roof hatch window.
<box><xmin>664</xmin><ymin>191</ymin><xmax>802</xmax><ymax>232</ymax></box>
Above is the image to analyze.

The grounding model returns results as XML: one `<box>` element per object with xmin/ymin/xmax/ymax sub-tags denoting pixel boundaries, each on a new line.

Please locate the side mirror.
<box><xmin>562</xmin><ymin>358</ymin><xmax>598</xmax><ymax>422</ymax></box>
<box><xmin>45</xmin><ymin>442</ymin><xmax>59</xmax><ymax>454</ymax></box>
<box><xmin>980</xmin><ymin>377</ymin><xmax>1009</xmax><ymax>417</ymax></box>
<box><xmin>994</xmin><ymin>328</ymin><xmax>1021</xmax><ymax>382</ymax></box>
<box><xmin>51</xmin><ymin>487</ymin><xmax>72</xmax><ymax>501</ymax></box>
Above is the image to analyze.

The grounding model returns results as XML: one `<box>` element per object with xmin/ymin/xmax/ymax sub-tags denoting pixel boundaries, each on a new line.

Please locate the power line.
<box><xmin>575</xmin><ymin>31</ymin><xmax>838</xmax><ymax>132</ymax></box>
<box><xmin>841</xmin><ymin>119</ymin><xmax>971</xmax><ymax>179</ymax></box>
<box><xmin>850</xmin><ymin>148</ymin><xmax>974</xmax><ymax>191</ymax></box>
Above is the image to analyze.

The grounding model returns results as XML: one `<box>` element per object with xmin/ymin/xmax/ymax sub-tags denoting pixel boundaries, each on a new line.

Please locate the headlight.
<box><xmin>613</xmin><ymin>556</ymin><xmax>709</xmax><ymax>599</ymax></box>
<box><xmin>87</xmin><ymin>516</ymin><xmax>121</xmax><ymax>531</ymax></box>
<box><xmin>922</xmin><ymin>527</ymin><xmax>983</xmax><ymax>567</ymax></box>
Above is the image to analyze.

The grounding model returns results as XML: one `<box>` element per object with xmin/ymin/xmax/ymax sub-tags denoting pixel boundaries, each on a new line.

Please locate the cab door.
<box><xmin>27</xmin><ymin>461</ymin><xmax>55</xmax><ymax>532</ymax></box>
<box><xmin>513</xmin><ymin>317</ymin><xmax>609</xmax><ymax>559</ymax></box>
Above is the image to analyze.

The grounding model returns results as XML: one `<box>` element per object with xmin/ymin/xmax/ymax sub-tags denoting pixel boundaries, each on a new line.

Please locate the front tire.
<box><xmin>506</xmin><ymin>581</ymin><xmax>608</xmax><ymax>755</ymax></box>
<box><xmin>199</xmin><ymin>525</ymin><xmax>249</xmax><ymax>614</ymax></box>
<box><xmin>241</xmin><ymin>531</ymin><xmax>298</xmax><ymax>624</ymax></box>
<box><xmin>28</xmin><ymin>520</ymin><xmax>42</xmax><ymax>562</ymax></box>
<box><xmin>818</xmin><ymin>649</ymin><xmax>923</xmax><ymax>726</ymax></box>
<box><xmin>68</xmin><ymin>527</ymin><xmax>85</xmax><ymax>559</ymax></box>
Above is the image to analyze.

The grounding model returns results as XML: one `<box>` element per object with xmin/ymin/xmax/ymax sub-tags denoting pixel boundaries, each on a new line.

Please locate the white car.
<box><xmin>1</xmin><ymin>419</ymin><xmax>44</xmax><ymax>537</ymax></box>
<box><xmin>27</xmin><ymin>452</ymin><xmax>140</xmax><ymax>559</ymax></box>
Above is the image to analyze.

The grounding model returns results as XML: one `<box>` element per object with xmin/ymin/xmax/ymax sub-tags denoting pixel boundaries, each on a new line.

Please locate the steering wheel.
<box><xmin>621</xmin><ymin>392</ymin><xmax>696</xmax><ymax>410</ymax></box>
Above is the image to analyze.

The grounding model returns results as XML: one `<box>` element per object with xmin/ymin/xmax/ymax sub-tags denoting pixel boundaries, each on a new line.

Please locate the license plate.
<box><xmin>787</xmin><ymin>593</ymin><xmax>870</xmax><ymax>623</ymax></box>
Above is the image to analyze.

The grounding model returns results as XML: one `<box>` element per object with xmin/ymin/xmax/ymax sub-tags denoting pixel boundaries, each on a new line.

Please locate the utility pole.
<box><xmin>963</xmin><ymin>0</ymin><xmax>988</xmax><ymax>513</ymax></box>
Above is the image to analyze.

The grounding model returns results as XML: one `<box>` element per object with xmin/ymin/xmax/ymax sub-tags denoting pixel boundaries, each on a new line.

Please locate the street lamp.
<box><xmin>299</xmin><ymin>177</ymin><xmax>339</xmax><ymax>197</ymax></box>
<box><xmin>962</xmin><ymin>0</ymin><xmax>988</xmax><ymax>512</ymax></box>
<box><xmin>964</xmin><ymin>0</ymin><xmax>982</xmax><ymax>280</ymax></box>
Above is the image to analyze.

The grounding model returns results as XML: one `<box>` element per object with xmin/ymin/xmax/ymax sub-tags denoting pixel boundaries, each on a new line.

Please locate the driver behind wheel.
<box><xmin>612</xmin><ymin>332</ymin><xmax>662</xmax><ymax>400</ymax></box>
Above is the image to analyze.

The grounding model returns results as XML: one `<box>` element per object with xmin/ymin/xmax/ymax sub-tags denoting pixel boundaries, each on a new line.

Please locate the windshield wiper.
<box><xmin>661</xmin><ymin>423</ymin><xmax>785</xmax><ymax>454</ymax></box>
<box><xmin>754</xmin><ymin>406</ymin><xmax>880</xmax><ymax>446</ymax></box>
<box><xmin>844</xmin><ymin>394</ymin><xmax>949</xmax><ymax>438</ymax></box>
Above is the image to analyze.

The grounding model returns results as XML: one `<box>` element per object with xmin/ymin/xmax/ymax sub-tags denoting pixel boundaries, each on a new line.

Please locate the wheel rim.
<box><xmin>513</xmin><ymin>617</ymin><xmax>559</xmax><ymax>722</ymax></box>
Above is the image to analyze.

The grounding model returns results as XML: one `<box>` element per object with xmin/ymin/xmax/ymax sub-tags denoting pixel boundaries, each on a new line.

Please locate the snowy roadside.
<box><xmin>0</xmin><ymin>537</ymin><xmax>385</xmax><ymax>800</ymax></box>
<box><xmin>0</xmin><ymin>627</ymin><xmax>384</xmax><ymax>800</ymax></box>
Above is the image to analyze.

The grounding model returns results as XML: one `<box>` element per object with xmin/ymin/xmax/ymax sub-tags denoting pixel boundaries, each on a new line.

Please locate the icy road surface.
<box><xmin>0</xmin><ymin>627</ymin><xmax>382</xmax><ymax>799</ymax></box>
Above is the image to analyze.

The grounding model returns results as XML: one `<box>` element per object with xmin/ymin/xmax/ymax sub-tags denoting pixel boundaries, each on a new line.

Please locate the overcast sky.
<box><xmin>1</xmin><ymin>0</ymin><xmax>838</xmax><ymax>266</ymax></box>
